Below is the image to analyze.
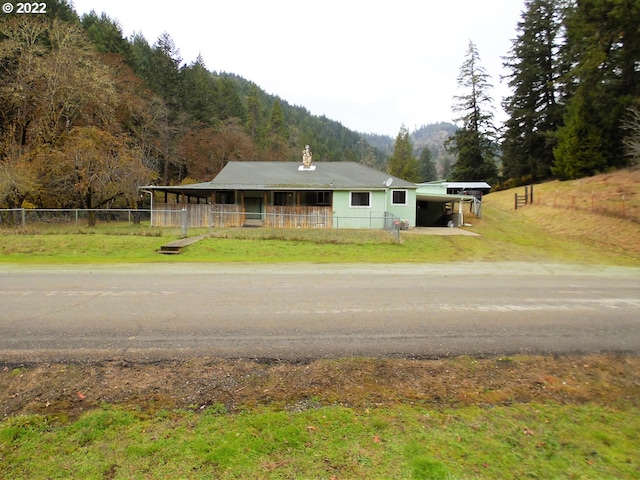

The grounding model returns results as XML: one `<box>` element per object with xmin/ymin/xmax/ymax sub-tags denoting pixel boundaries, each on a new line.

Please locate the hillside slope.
<box><xmin>478</xmin><ymin>168</ymin><xmax>640</xmax><ymax>263</ymax></box>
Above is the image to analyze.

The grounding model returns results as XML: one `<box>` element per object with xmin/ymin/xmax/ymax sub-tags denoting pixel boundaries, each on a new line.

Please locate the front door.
<box><xmin>244</xmin><ymin>197</ymin><xmax>263</xmax><ymax>221</ymax></box>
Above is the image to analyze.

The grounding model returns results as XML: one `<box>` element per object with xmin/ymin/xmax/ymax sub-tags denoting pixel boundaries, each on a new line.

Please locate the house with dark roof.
<box><xmin>141</xmin><ymin>159</ymin><xmax>418</xmax><ymax>229</ymax></box>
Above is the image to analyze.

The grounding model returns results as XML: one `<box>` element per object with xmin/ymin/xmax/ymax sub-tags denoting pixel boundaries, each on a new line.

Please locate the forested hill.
<box><xmin>1</xmin><ymin>0</ymin><xmax>399</xmax><ymax>214</ymax></box>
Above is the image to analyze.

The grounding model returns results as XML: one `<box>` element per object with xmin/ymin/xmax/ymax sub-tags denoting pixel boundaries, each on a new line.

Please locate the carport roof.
<box><xmin>417</xmin><ymin>181</ymin><xmax>491</xmax><ymax>188</ymax></box>
<box><xmin>416</xmin><ymin>193</ymin><xmax>477</xmax><ymax>203</ymax></box>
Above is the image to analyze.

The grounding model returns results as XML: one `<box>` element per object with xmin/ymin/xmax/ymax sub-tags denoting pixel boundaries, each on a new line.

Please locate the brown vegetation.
<box><xmin>2</xmin><ymin>355</ymin><xmax>639</xmax><ymax>419</ymax></box>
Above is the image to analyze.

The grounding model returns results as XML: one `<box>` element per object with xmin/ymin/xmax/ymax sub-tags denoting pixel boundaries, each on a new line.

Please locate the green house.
<box><xmin>142</xmin><ymin>161</ymin><xmax>417</xmax><ymax>229</ymax></box>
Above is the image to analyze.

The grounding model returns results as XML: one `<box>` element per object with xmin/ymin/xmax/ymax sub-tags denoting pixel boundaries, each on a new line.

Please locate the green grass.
<box><xmin>1</xmin><ymin>202</ymin><xmax>639</xmax><ymax>266</ymax></box>
<box><xmin>1</xmin><ymin>403</ymin><xmax>638</xmax><ymax>479</ymax></box>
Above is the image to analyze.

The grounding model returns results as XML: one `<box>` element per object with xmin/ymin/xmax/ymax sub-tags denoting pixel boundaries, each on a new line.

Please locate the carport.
<box><xmin>415</xmin><ymin>181</ymin><xmax>489</xmax><ymax>227</ymax></box>
<box><xmin>415</xmin><ymin>193</ymin><xmax>477</xmax><ymax>227</ymax></box>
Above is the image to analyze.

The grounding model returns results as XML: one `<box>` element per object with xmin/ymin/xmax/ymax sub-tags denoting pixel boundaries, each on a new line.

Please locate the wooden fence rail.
<box><xmin>515</xmin><ymin>185</ymin><xmax>534</xmax><ymax>210</ymax></box>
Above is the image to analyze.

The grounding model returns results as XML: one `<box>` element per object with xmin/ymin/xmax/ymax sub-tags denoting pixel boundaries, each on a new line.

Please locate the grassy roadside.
<box><xmin>1</xmin><ymin>201</ymin><xmax>639</xmax><ymax>266</ymax></box>
<box><xmin>2</xmin><ymin>355</ymin><xmax>639</xmax><ymax>479</ymax></box>
<box><xmin>2</xmin><ymin>402</ymin><xmax>637</xmax><ymax>479</ymax></box>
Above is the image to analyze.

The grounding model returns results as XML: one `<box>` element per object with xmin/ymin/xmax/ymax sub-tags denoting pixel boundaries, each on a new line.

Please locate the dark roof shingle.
<box><xmin>209</xmin><ymin>162</ymin><xmax>416</xmax><ymax>190</ymax></box>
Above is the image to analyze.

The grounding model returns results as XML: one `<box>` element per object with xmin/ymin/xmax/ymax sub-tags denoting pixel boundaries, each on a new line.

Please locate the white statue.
<box><xmin>302</xmin><ymin>145</ymin><xmax>312</xmax><ymax>167</ymax></box>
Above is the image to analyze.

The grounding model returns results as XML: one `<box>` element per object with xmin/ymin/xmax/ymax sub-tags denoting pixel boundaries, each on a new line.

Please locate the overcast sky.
<box><xmin>72</xmin><ymin>0</ymin><xmax>526</xmax><ymax>137</ymax></box>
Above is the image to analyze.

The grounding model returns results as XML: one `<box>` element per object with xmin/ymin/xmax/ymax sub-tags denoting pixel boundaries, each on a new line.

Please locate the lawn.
<box><xmin>2</xmin><ymin>355</ymin><xmax>639</xmax><ymax>479</ymax></box>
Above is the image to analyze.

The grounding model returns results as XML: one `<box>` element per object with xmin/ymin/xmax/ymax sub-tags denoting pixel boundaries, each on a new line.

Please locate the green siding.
<box><xmin>332</xmin><ymin>190</ymin><xmax>417</xmax><ymax>228</ymax></box>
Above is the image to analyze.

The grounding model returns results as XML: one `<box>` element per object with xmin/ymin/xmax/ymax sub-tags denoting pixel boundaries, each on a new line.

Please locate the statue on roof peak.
<box><xmin>302</xmin><ymin>145</ymin><xmax>312</xmax><ymax>167</ymax></box>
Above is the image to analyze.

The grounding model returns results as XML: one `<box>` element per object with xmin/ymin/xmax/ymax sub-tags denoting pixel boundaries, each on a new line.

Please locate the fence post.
<box><xmin>181</xmin><ymin>207</ymin><xmax>188</xmax><ymax>237</ymax></box>
<box><xmin>21</xmin><ymin>208</ymin><xmax>26</xmax><ymax>227</ymax></box>
<box><xmin>515</xmin><ymin>193</ymin><xmax>518</xmax><ymax>210</ymax></box>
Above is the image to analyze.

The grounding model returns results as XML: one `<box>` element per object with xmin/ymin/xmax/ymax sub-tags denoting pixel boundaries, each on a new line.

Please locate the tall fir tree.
<box><xmin>446</xmin><ymin>41</ymin><xmax>497</xmax><ymax>182</ymax></box>
<box><xmin>80</xmin><ymin>11</ymin><xmax>133</xmax><ymax>62</ymax></box>
<box><xmin>265</xmin><ymin>99</ymin><xmax>289</xmax><ymax>160</ymax></box>
<box><xmin>388</xmin><ymin>125</ymin><xmax>420</xmax><ymax>182</ymax></box>
<box><xmin>178</xmin><ymin>56</ymin><xmax>217</xmax><ymax>125</ymax></box>
<box><xmin>214</xmin><ymin>77</ymin><xmax>247</xmax><ymax>122</ymax></box>
<box><xmin>246</xmin><ymin>84</ymin><xmax>262</xmax><ymax>141</ymax></box>
<box><xmin>502</xmin><ymin>0</ymin><xmax>567</xmax><ymax>183</ymax></box>
<box><xmin>418</xmin><ymin>147</ymin><xmax>438</xmax><ymax>182</ymax></box>
<box><xmin>146</xmin><ymin>32</ymin><xmax>182</xmax><ymax>114</ymax></box>
<box><xmin>552</xmin><ymin>0</ymin><xmax>640</xmax><ymax>179</ymax></box>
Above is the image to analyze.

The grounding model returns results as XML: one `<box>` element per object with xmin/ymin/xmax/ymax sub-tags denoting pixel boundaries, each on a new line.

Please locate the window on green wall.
<box><xmin>392</xmin><ymin>190</ymin><xmax>407</xmax><ymax>205</ymax></box>
<box><xmin>350</xmin><ymin>191</ymin><xmax>370</xmax><ymax>207</ymax></box>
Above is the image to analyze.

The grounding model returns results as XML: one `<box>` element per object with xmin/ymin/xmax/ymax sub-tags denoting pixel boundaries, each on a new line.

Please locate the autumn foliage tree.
<box><xmin>39</xmin><ymin>127</ymin><xmax>155</xmax><ymax>224</ymax></box>
<box><xmin>0</xmin><ymin>16</ymin><xmax>156</xmax><ymax>218</ymax></box>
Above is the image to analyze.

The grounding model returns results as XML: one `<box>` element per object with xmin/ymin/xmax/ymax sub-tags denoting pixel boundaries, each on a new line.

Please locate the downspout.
<box><xmin>141</xmin><ymin>190</ymin><xmax>153</xmax><ymax>227</ymax></box>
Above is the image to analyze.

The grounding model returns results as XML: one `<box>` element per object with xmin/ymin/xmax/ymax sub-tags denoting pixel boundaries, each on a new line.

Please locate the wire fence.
<box><xmin>513</xmin><ymin>186</ymin><xmax>638</xmax><ymax>222</ymax></box>
<box><xmin>0</xmin><ymin>208</ymin><xmax>405</xmax><ymax>242</ymax></box>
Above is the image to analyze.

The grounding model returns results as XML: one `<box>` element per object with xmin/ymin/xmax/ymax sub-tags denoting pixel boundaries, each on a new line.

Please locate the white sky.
<box><xmin>72</xmin><ymin>0</ymin><xmax>525</xmax><ymax>136</ymax></box>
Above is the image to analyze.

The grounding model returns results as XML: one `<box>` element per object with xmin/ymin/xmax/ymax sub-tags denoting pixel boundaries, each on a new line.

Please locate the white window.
<box><xmin>392</xmin><ymin>190</ymin><xmax>408</xmax><ymax>205</ymax></box>
<box><xmin>350</xmin><ymin>191</ymin><xmax>371</xmax><ymax>207</ymax></box>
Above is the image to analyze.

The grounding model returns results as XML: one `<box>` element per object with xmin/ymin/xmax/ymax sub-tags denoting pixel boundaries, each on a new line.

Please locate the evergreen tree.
<box><xmin>146</xmin><ymin>32</ymin><xmax>182</xmax><ymax>113</ymax></box>
<box><xmin>47</xmin><ymin>0</ymin><xmax>79</xmax><ymax>23</ymax></box>
<box><xmin>553</xmin><ymin>0</ymin><xmax>640</xmax><ymax>179</ymax></box>
<box><xmin>446</xmin><ymin>41</ymin><xmax>497</xmax><ymax>182</ymax></box>
<box><xmin>129</xmin><ymin>33</ymin><xmax>153</xmax><ymax>79</ymax></box>
<box><xmin>388</xmin><ymin>125</ymin><xmax>420</xmax><ymax>182</ymax></box>
<box><xmin>265</xmin><ymin>99</ymin><xmax>289</xmax><ymax>159</ymax></box>
<box><xmin>418</xmin><ymin>147</ymin><xmax>437</xmax><ymax>182</ymax></box>
<box><xmin>502</xmin><ymin>0</ymin><xmax>567</xmax><ymax>182</ymax></box>
<box><xmin>179</xmin><ymin>56</ymin><xmax>217</xmax><ymax>125</ymax></box>
<box><xmin>214</xmin><ymin>77</ymin><xmax>247</xmax><ymax>122</ymax></box>
<box><xmin>245</xmin><ymin>84</ymin><xmax>262</xmax><ymax>140</ymax></box>
<box><xmin>81</xmin><ymin>11</ymin><xmax>133</xmax><ymax>62</ymax></box>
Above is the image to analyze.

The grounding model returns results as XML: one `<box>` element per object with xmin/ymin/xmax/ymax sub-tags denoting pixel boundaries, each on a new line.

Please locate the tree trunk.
<box><xmin>85</xmin><ymin>189</ymin><xmax>97</xmax><ymax>227</ymax></box>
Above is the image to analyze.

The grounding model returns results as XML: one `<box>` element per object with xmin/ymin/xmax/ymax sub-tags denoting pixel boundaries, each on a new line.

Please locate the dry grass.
<box><xmin>484</xmin><ymin>168</ymin><xmax>640</xmax><ymax>255</ymax></box>
<box><xmin>2</xmin><ymin>355</ymin><xmax>639</xmax><ymax>419</ymax></box>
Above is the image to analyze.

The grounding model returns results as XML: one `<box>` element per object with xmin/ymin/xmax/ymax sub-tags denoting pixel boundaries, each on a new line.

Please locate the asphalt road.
<box><xmin>1</xmin><ymin>263</ymin><xmax>639</xmax><ymax>362</ymax></box>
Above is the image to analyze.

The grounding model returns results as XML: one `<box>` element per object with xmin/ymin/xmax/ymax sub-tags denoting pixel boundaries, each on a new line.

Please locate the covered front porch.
<box><xmin>147</xmin><ymin>188</ymin><xmax>333</xmax><ymax>229</ymax></box>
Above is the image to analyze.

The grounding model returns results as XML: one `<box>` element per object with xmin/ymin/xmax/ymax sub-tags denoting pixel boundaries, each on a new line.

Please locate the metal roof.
<box><xmin>445</xmin><ymin>182</ymin><xmax>491</xmax><ymax>190</ymax></box>
<box><xmin>417</xmin><ymin>181</ymin><xmax>491</xmax><ymax>190</ymax></box>
<box><xmin>416</xmin><ymin>193</ymin><xmax>477</xmax><ymax>203</ymax></box>
<box><xmin>141</xmin><ymin>162</ymin><xmax>417</xmax><ymax>196</ymax></box>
